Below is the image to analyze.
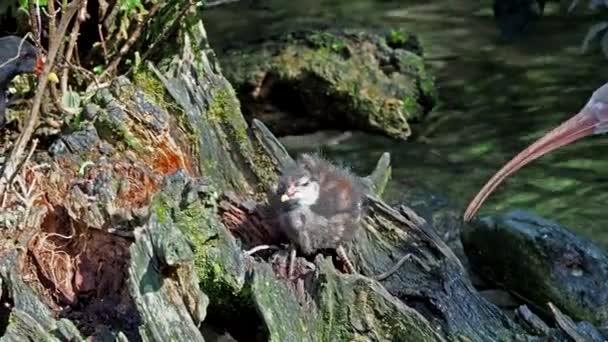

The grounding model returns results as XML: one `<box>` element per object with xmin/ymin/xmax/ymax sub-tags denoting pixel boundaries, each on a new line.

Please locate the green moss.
<box><xmin>133</xmin><ymin>68</ymin><xmax>168</xmax><ymax>106</ymax></box>
<box><xmin>305</xmin><ymin>32</ymin><xmax>349</xmax><ymax>55</ymax></box>
<box><xmin>402</xmin><ymin>96</ymin><xmax>419</xmax><ymax>119</ymax></box>
<box><xmin>385</xmin><ymin>29</ymin><xmax>408</xmax><ymax>49</ymax></box>
<box><xmin>397</xmin><ymin>50</ymin><xmax>437</xmax><ymax>107</ymax></box>
<box><xmin>204</xmin><ymin>85</ymin><xmax>276</xmax><ymax>192</ymax></box>
<box><xmin>251</xmin><ymin>143</ymin><xmax>277</xmax><ymax>194</ymax></box>
<box><xmin>148</xmin><ymin>187</ymin><xmax>254</xmax><ymax>323</ymax></box>
<box><xmin>94</xmin><ymin>109</ymin><xmax>142</xmax><ymax>151</ymax></box>
<box><xmin>208</xmin><ymin>86</ymin><xmax>248</xmax><ymax>148</ymax></box>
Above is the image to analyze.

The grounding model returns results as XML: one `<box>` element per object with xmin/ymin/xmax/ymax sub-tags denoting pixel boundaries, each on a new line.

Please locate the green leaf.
<box><xmin>17</xmin><ymin>0</ymin><xmax>48</xmax><ymax>9</ymax></box>
<box><xmin>93</xmin><ymin>65</ymin><xmax>104</xmax><ymax>75</ymax></box>
<box><xmin>62</xmin><ymin>90</ymin><xmax>82</xmax><ymax>113</ymax></box>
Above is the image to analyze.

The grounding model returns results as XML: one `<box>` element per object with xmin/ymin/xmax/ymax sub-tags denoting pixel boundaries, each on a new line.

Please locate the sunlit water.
<box><xmin>204</xmin><ymin>0</ymin><xmax>608</xmax><ymax>248</ymax></box>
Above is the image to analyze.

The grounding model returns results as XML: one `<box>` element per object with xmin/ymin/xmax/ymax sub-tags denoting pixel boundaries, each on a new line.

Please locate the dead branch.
<box><xmin>48</xmin><ymin>0</ymin><xmax>57</xmax><ymax>39</ymax></box>
<box><xmin>132</xmin><ymin>0</ymin><xmax>195</xmax><ymax>71</ymax></box>
<box><xmin>204</xmin><ymin>0</ymin><xmax>240</xmax><ymax>8</ymax></box>
<box><xmin>28</xmin><ymin>0</ymin><xmax>42</xmax><ymax>46</ymax></box>
<box><xmin>61</xmin><ymin>0</ymin><xmax>88</xmax><ymax>94</ymax></box>
<box><xmin>97</xmin><ymin>24</ymin><xmax>109</xmax><ymax>63</ymax></box>
<box><xmin>100</xmin><ymin>2</ymin><xmax>162</xmax><ymax>80</ymax></box>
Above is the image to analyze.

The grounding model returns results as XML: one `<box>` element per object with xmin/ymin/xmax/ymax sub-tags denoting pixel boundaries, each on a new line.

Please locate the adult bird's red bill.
<box><xmin>464</xmin><ymin>83</ymin><xmax>608</xmax><ymax>222</ymax></box>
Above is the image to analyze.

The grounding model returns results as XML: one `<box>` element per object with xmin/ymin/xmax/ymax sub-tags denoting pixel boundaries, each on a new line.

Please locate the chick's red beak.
<box><xmin>463</xmin><ymin>100</ymin><xmax>608</xmax><ymax>222</ymax></box>
<box><xmin>280</xmin><ymin>185</ymin><xmax>296</xmax><ymax>202</ymax></box>
<box><xmin>35</xmin><ymin>56</ymin><xmax>44</xmax><ymax>76</ymax></box>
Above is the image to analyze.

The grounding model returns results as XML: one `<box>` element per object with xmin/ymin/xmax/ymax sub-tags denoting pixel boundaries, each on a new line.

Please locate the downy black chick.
<box><xmin>272</xmin><ymin>153</ymin><xmax>366</xmax><ymax>276</ymax></box>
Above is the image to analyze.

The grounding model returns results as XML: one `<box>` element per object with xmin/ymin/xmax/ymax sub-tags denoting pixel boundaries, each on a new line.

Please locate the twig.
<box><xmin>128</xmin><ymin>0</ymin><xmax>195</xmax><ymax>75</ymax></box>
<box><xmin>100</xmin><ymin>2</ymin><xmax>162</xmax><ymax>80</ymax></box>
<box><xmin>61</xmin><ymin>0</ymin><xmax>88</xmax><ymax>94</ymax></box>
<box><xmin>0</xmin><ymin>0</ymin><xmax>81</xmax><ymax>196</ymax></box>
<box><xmin>98</xmin><ymin>24</ymin><xmax>109</xmax><ymax>63</ymax></box>
<box><xmin>244</xmin><ymin>244</ymin><xmax>279</xmax><ymax>256</ymax></box>
<box><xmin>28</xmin><ymin>0</ymin><xmax>42</xmax><ymax>46</ymax></box>
<box><xmin>48</xmin><ymin>0</ymin><xmax>57</xmax><ymax>39</ymax></box>
<box><xmin>46</xmin><ymin>0</ymin><xmax>68</xmax><ymax>116</ymax></box>
<box><xmin>204</xmin><ymin>0</ymin><xmax>240</xmax><ymax>8</ymax></box>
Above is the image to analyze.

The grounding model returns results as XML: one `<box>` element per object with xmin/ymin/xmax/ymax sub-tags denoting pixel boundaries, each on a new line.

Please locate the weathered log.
<box><xmin>462</xmin><ymin>210</ymin><xmax>608</xmax><ymax>328</ymax></box>
<box><xmin>127</xmin><ymin>171</ymin><xmax>209</xmax><ymax>341</ymax></box>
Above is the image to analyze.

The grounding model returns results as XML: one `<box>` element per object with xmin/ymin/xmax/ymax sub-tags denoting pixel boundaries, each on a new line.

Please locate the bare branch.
<box><xmin>204</xmin><ymin>0</ymin><xmax>240</xmax><ymax>8</ymax></box>
<box><xmin>61</xmin><ymin>0</ymin><xmax>88</xmax><ymax>93</ymax></box>
<box><xmin>126</xmin><ymin>0</ymin><xmax>196</xmax><ymax>76</ymax></box>
<box><xmin>48</xmin><ymin>0</ymin><xmax>57</xmax><ymax>49</ymax></box>
<box><xmin>100</xmin><ymin>2</ymin><xmax>162</xmax><ymax>80</ymax></box>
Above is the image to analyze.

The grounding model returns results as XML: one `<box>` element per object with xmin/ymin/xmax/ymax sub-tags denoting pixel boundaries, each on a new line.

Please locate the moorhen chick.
<box><xmin>0</xmin><ymin>35</ymin><xmax>44</xmax><ymax>127</ymax></box>
<box><xmin>272</xmin><ymin>153</ymin><xmax>366</xmax><ymax>277</ymax></box>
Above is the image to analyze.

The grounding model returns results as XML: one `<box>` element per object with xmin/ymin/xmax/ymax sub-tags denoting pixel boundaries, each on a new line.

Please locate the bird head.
<box><xmin>0</xmin><ymin>36</ymin><xmax>58</xmax><ymax>82</ymax></box>
<box><xmin>464</xmin><ymin>82</ymin><xmax>608</xmax><ymax>222</ymax></box>
<box><xmin>5</xmin><ymin>36</ymin><xmax>42</xmax><ymax>76</ymax></box>
<box><xmin>277</xmin><ymin>170</ymin><xmax>320</xmax><ymax>206</ymax></box>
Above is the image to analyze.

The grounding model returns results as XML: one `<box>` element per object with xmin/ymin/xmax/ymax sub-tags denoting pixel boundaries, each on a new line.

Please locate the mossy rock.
<box><xmin>219</xmin><ymin>29</ymin><xmax>438</xmax><ymax>140</ymax></box>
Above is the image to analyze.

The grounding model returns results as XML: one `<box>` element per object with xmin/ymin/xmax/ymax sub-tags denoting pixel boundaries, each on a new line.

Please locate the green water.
<box><xmin>204</xmin><ymin>0</ymin><xmax>608</xmax><ymax>247</ymax></box>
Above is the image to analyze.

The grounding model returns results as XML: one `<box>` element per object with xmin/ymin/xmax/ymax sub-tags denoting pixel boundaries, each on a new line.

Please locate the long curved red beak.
<box><xmin>463</xmin><ymin>99</ymin><xmax>608</xmax><ymax>222</ymax></box>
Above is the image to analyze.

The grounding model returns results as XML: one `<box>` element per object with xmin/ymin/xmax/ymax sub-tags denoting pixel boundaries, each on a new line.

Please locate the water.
<box><xmin>204</xmin><ymin>0</ymin><xmax>608</xmax><ymax>247</ymax></box>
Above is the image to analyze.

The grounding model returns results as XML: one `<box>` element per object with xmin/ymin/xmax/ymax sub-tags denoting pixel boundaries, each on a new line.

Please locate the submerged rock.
<box><xmin>219</xmin><ymin>29</ymin><xmax>437</xmax><ymax>140</ymax></box>
<box><xmin>462</xmin><ymin>210</ymin><xmax>608</xmax><ymax>326</ymax></box>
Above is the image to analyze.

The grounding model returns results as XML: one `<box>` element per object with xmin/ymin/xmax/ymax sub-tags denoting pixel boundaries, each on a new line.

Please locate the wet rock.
<box><xmin>219</xmin><ymin>29</ymin><xmax>437</xmax><ymax>140</ymax></box>
<box><xmin>462</xmin><ymin>210</ymin><xmax>608</xmax><ymax>325</ymax></box>
<box><xmin>577</xmin><ymin>321</ymin><xmax>606</xmax><ymax>342</ymax></box>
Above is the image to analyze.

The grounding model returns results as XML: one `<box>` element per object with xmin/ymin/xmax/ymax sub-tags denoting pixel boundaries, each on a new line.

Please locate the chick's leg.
<box><xmin>288</xmin><ymin>246</ymin><xmax>297</xmax><ymax>279</ymax></box>
<box><xmin>336</xmin><ymin>245</ymin><xmax>355</xmax><ymax>274</ymax></box>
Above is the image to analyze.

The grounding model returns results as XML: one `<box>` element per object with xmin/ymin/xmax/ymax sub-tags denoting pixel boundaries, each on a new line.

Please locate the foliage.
<box><xmin>18</xmin><ymin>0</ymin><xmax>49</xmax><ymax>9</ymax></box>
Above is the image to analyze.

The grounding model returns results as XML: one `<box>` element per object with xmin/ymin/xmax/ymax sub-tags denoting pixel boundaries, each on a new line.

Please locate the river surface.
<box><xmin>204</xmin><ymin>0</ymin><xmax>608</xmax><ymax>247</ymax></box>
